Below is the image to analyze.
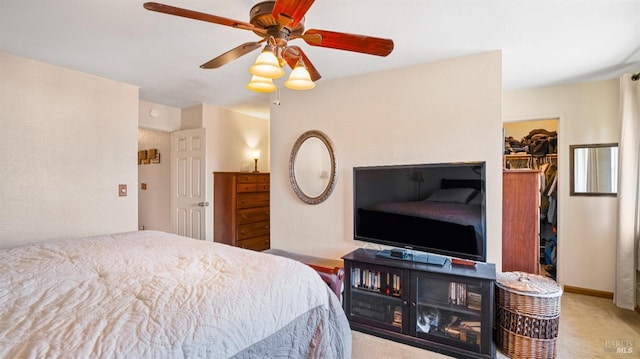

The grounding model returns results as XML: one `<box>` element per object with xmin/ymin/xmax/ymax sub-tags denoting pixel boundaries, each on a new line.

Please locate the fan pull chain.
<box><xmin>273</xmin><ymin>87</ymin><xmax>281</xmax><ymax>106</ymax></box>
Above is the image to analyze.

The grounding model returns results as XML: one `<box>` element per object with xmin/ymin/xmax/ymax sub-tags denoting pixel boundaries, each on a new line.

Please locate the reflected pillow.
<box><xmin>468</xmin><ymin>192</ymin><xmax>483</xmax><ymax>205</ymax></box>
<box><xmin>426</xmin><ymin>188</ymin><xmax>477</xmax><ymax>204</ymax></box>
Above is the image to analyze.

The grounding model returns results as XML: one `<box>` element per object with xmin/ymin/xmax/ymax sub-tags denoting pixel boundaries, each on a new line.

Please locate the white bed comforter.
<box><xmin>0</xmin><ymin>231</ymin><xmax>351</xmax><ymax>358</ymax></box>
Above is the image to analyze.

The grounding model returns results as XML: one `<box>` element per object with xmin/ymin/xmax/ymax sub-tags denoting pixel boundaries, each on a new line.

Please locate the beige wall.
<box><xmin>504</xmin><ymin>79</ymin><xmax>621</xmax><ymax>292</ymax></box>
<box><xmin>201</xmin><ymin>104</ymin><xmax>270</xmax><ymax>174</ymax></box>
<box><xmin>0</xmin><ymin>53</ymin><xmax>138</xmax><ymax>248</ymax></box>
<box><xmin>270</xmin><ymin>52</ymin><xmax>504</xmax><ymax>267</ymax></box>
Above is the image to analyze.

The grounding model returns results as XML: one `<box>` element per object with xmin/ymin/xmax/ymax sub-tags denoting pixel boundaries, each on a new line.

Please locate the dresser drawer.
<box><xmin>237</xmin><ymin>183</ymin><xmax>258</xmax><ymax>192</ymax></box>
<box><xmin>255</xmin><ymin>174</ymin><xmax>269</xmax><ymax>184</ymax></box>
<box><xmin>237</xmin><ymin>235</ymin><xmax>270</xmax><ymax>251</ymax></box>
<box><xmin>237</xmin><ymin>221</ymin><xmax>270</xmax><ymax>240</ymax></box>
<box><xmin>237</xmin><ymin>174</ymin><xmax>269</xmax><ymax>183</ymax></box>
<box><xmin>255</xmin><ymin>183</ymin><xmax>269</xmax><ymax>192</ymax></box>
<box><xmin>237</xmin><ymin>207</ymin><xmax>270</xmax><ymax>225</ymax></box>
<box><xmin>237</xmin><ymin>193</ymin><xmax>269</xmax><ymax>209</ymax></box>
<box><xmin>237</xmin><ymin>183</ymin><xmax>269</xmax><ymax>193</ymax></box>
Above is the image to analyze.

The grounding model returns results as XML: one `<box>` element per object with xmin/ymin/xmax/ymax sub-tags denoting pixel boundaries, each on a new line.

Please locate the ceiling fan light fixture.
<box><xmin>284</xmin><ymin>63</ymin><xmax>315</xmax><ymax>90</ymax></box>
<box><xmin>143</xmin><ymin>1</ymin><xmax>396</xmax><ymax>94</ymax></box>
<box><xmin>249</xmin><ymin>49</ymin><xmax>284</xmax><ymax>79</ymax></box>
<box><xmin>246</xmin><ymin>75</ymin><xmax>277</xmax><ymax>93</ymax></box>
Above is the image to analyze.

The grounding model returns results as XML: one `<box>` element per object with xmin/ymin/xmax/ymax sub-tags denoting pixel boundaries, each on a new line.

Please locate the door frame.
<box><xmin>503</xmin><ymin>114</ymin><xmax>565</xmax><ymax>284</ymax></box>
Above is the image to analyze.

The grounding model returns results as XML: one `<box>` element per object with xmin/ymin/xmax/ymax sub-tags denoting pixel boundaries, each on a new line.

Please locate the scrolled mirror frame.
<box><xmin>289</xmin><ymin>130</ymin><xmax>338</xmax><ymax>205</ymax></box>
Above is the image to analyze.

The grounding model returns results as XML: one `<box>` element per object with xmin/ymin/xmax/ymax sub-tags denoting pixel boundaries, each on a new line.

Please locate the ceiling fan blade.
<box><xmin>272</xmin><ymin>0</ymin><xmax>315</xmax><ymax>27</ymax></box>
<box><xmin>302</xmin><ymin>29</ymin><xmax>394</xmax><ymax>57</ymax></box>
<box><xmin>283</xmin><ymin>46</ymin><xmax>321</xmax><ymax>81</ymax></box>
<box><xmin>143</xmin><ymin>2</ymin><xmax>265</xmax><ymax>34</ymax></box>
<box><xmin>200</xmin><ymin>42</ymin><xmax>263</xmax><ymax>69</ymax></box>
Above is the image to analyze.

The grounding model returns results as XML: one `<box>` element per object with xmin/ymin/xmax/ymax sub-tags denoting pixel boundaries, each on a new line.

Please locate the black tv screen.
<box><xmin>353</xmin><ymin>162</ymin><xmax>486</xmax><ymax>262</ymax></box>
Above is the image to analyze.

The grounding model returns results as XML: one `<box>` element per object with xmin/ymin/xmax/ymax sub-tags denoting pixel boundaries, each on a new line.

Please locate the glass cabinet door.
<box><xmin>413</xmin><ymin>273</ymin><xmax>485</xmax><ymax>352</ymax></box>
<box><xmin>348</xmin><ymin>264</ymin><xmax>406</xmax><ymax>332</ymax></box>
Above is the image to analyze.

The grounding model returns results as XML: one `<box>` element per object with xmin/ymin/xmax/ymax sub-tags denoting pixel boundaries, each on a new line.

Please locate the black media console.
<box><xmin>343</xmin><ymin>248</ymin><xmax>496</xmax><ymax>359</ymax></box>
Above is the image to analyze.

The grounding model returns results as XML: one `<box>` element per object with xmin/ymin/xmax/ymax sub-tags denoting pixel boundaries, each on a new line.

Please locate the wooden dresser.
<box><xmin>213</xmin><ymin>172</ymin><xmax>270</xmax><ymax>251</ymax></box>
<box><xmin>502</xmin><ymin>170</ymin><xmax>541</xmax><ymax>274</ymax></box>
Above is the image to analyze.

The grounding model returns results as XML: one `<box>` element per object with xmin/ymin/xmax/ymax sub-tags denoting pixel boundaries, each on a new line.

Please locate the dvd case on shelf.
<box><xmin>351</xmin><ymin>266</ymin><xmax>402</xmax><ymax>297</ymax></box>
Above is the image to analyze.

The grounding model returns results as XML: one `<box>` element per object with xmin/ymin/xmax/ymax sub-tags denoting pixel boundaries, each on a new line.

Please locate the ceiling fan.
<box><xmin>143</xmin><ymin>0</ymin><xmax>394</xmax><ymax>91</ymax></box>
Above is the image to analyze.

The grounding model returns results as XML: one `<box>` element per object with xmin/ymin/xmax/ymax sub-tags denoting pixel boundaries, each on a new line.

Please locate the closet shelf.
<box><xmin>504</xmin><ymin>153</ymin><xmax>557</xmax><ymax>169</ymax></box>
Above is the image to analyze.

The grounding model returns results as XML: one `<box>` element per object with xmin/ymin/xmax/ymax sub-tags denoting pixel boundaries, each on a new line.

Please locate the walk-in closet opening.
<box><xmin>503</xmin><ymin>118</ymin><xmax>558</xmax><ymax>280</ymax></box>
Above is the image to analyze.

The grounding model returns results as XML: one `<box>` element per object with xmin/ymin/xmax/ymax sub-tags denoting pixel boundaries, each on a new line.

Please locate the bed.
<box><xmin>0</xmin><ymin>231</ymin><xmax>351</xmax><ymax>358</ymax></box>
<box><xmin>356</xmin><ymin>179</ymin><xmax>483</xmax><ymax>257</ymax></box>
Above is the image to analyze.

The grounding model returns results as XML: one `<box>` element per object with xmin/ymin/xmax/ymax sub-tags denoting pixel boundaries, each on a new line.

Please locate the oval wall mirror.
<box><xmin>289</xmin><ymin>130</ymin><xmax>338</xmax><ymax>204</ymax></box>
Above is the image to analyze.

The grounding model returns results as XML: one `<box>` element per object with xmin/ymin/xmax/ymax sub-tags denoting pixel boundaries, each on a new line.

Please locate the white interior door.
<box><xmin>171</xmin><ymin>128</ymin><xmax>206</xmax><ymax>240</ymax></box>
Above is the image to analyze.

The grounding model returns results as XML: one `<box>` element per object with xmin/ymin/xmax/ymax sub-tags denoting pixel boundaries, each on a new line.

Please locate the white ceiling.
<box><xmin>2</xmin><ymin>0</ymin><xmax>639</xmax><ymax>119</ymax></box>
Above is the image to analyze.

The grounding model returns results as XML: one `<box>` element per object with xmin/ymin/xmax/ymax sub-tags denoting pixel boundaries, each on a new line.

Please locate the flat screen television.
<box><xmin>353</xmin><ymin>162</ymin><xmax>486</xmax><ymax>262</ymax></box>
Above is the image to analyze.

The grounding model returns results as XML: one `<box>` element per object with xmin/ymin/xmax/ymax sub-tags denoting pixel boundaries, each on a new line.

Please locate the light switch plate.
<box><xmin>119</xmin><ymin>184</ymin><xmax>127</xmax><ymax>197</ymax></box>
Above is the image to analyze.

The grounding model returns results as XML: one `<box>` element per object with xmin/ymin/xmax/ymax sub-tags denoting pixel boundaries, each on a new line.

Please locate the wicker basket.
<box><xmin>496</xmin><ymin>271</ymin><xmax>562</xmax><ymax>359</ymax></box>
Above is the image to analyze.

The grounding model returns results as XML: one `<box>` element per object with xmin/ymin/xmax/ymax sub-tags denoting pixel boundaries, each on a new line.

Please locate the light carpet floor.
<box><xmin>351</xmin><ymin>292</ymin><xmax>640</xmax><ymax>358</ymax></box>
